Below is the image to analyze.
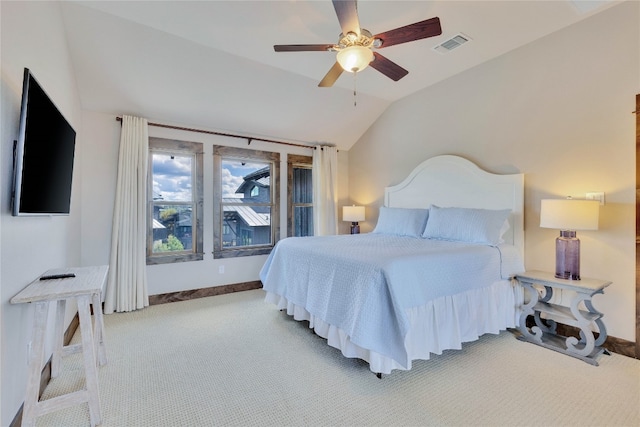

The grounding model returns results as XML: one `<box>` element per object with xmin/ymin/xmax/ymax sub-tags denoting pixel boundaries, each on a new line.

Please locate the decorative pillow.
<box><xmin>372</xmin><ymin>207</ymin><xmax>430</xmax><ymax>237</ymax></box>
<box><xmin>422</xmin><ymin>205</ymin><xmax>511</xmax><ymax>245</ymax></box>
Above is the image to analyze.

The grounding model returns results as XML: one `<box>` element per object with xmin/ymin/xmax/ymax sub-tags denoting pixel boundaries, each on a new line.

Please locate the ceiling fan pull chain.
<box><xmin>353</xmin><ymin>72</ymin><xmax>357</xmax><ymax>107</ymax></box>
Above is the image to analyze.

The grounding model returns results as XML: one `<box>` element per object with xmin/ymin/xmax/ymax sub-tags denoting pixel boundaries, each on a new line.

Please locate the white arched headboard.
<box><xmin>384</xmin><ymin>155</ymin><xmax>524</xmax><ymax>256</ymax></box>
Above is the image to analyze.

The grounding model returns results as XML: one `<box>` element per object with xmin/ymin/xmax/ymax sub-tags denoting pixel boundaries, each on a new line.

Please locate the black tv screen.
<box><xmin>12</xmin><ymin>68</ymin><xmax>76</xmax><ymax>216</ymax></box>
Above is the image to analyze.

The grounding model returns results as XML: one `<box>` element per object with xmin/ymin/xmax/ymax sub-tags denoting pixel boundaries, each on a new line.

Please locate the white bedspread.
<box><xmin>259</xmin><ymin>234</ymin><xmax>524</xmax><ymax>369</ymax></box>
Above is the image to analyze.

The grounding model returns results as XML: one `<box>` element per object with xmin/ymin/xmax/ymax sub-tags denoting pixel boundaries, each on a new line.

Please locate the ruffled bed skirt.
<box><xmin>264</xmin><ymin>279</ymin><xmax>524</xmax><ymax>374</ymax></box>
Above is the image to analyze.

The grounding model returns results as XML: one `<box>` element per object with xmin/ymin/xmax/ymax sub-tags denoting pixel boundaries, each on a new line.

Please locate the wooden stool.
<box><xmin>11</xmin><ymin>265</ymin><xmax>109</xmax><ymax>427</ymax></box>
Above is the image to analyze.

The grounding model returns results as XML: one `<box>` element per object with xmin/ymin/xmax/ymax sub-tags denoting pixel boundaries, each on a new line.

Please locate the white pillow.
<box><xmin>422</xmin><ymin>205</ymin><xmax>511</xmax><ymax>245</ymax></box>
<box><xmin>372</xmin><ymin>207</ymin><xmax>430</xmax><ymax>237</ymax></box>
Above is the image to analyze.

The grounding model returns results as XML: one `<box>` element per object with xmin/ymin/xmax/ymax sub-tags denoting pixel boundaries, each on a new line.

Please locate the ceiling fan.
<box><xmin>274</xmin><ymin>0</ymin><xmax>442</xmax><ymax>87</ymax></box>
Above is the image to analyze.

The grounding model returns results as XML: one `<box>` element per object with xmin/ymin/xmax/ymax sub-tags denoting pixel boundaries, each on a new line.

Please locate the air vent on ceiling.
<box><xmin>432</xmin><ymin>33</ymin><xmax>471</xmax><ymax>54</ymax></box>
<box><xmin>569</xmin><ymin>0</ymin><xmax>610</xmax><ymax>14</ymax></box>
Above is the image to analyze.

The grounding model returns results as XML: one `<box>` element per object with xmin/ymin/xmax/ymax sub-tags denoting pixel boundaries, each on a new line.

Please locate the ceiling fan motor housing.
<box><xmin>337</xmin><ymin>29</ymin><xmax>375</xmax><ymax>49</ymax></box>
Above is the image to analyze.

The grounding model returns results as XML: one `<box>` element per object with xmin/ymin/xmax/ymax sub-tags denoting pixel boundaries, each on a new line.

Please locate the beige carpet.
<box><xmin>37</xmin><ymin>289</ymin><xmax>639</xmax><ymax>426</ymax></box>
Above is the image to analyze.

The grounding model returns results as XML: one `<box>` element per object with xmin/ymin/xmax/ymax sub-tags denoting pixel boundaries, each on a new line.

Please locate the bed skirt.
<box><xmin>264</xmin><ymin>279</ymin><xmax>524</xmax><ymax>374</ymax></box>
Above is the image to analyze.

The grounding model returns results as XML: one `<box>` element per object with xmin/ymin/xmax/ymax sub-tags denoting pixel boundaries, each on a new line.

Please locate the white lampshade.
<box><xmin>343</xmin><ymin>205</ymin><xmax>365</xmax><ymax>222</ymax></box>
<box><xmin>540</xmin><ymin>199</ymin><xmax>599</xmax><ymax>231</ymax></box>
<box><xmin>336</xmin><ymin>46</ymin><xmax>374</xmax><ymax>73</ymax></box>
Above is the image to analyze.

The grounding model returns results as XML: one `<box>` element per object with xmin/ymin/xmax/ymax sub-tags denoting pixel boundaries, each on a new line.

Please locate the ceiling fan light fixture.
<box><xmin>337</xmin><ymin>45</ymin><xmax>374</xmax><ymax>73</ymax></box>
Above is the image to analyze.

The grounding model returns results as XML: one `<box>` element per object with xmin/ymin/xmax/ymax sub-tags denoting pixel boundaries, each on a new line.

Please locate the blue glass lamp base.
<box><xmin>555</xmin><ymin>230</ymin><xmax>580</xmax><ymax>280</ymax></box>
<box><xmin>350</xmin><ymin>222</ymin><xmax>360</xmax><ymax>234</ymax></box>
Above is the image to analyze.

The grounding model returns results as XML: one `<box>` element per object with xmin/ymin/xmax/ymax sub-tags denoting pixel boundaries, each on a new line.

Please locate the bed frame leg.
<box><xmin>376</xmin><ymin>373</ymin><xmax>382</xmax><ymax>379</ymax></box>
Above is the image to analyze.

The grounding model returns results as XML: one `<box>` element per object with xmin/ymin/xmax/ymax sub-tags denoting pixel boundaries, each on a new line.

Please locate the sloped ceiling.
<box><xmin>60</xmin><ymin>0</ymin><xmax>619</xmax><ymax>150</ymax></box>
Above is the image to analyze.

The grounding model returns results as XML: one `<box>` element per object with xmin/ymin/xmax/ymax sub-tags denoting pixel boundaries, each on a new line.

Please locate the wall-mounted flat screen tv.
<box><xmin>12</xmin><ymin>68</ymin><xmax>76</xmax><ymax>216</ymax></box>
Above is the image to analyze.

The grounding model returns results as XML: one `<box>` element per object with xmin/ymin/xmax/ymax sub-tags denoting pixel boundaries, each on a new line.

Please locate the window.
<box><xmin>213</xmin><ymin>146</ymin><xmax>280</xmax><ymax>258</ymax></box>
<box><xmin>287</xmin><ymin>154</ymin><xmax>313</xmax><ymax>237</ymax></box>
<box><xmin>147</xmin><ymin>138</ymin><xmax>203</xmax><ymax>264</ymax></box>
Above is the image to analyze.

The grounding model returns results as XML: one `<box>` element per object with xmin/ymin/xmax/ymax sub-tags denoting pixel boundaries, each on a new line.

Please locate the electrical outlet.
<box><xmin>218</xmin><ymin>265</ymin><xmax>225</xmax><ymax>274</ymax></box>
<box><xmin>586</xmin><ymin>192</ymin><xmax>605</xmax><ymax>205</ymax></box>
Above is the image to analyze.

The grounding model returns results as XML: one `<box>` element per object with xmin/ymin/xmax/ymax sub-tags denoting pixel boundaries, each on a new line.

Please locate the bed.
<box><xmin>260</xmin><ymin>155</ymin><xmax>525</xmax><ymax>375</ymax></box>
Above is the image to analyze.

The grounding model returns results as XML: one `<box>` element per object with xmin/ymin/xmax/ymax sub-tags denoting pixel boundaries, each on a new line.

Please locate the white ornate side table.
<box><xmin>515</xmin><ymin>270</ymin><xmax>611</xmax><ymax>366</ymax></box>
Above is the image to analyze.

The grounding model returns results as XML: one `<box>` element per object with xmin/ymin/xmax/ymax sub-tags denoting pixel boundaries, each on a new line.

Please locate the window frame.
<box><xmin>147</xmin><ymin>137</ymin><xmax>204</xmax><ymax>265</ymax></box>
<box><xmin>287</xmin><ymin>154</ymin><xmax>313</xmax><ymax>237</ymax></box>
<box><xmin>213</xmin><ymin>145</ymin><xmax>280</xmax><ymax>258</ymax></box>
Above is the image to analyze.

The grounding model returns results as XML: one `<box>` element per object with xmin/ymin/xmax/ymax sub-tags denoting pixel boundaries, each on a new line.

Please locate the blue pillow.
<box><xmin>422</xmin><ymin>205</ymin><xmax>511</xmax><ymax>245</ymax></box>
<box><xmin>372</xmin><ymin>207</ymin><xmax>430</xmax><ymax>237</ymax></box>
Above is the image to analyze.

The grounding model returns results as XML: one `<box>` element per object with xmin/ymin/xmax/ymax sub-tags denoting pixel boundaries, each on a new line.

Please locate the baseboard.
<box><xmin>148</xmin><ymin>280</ymin><xmax>262</xmax><ymax>305</ymax></box>
<box><xmin>524</xmin><ymin>317</ymin><xmax>637</xmax><ymax>359</ymax></box>
<box><xmin>555</xmin><ymin>323</ymin><xmax>636</xmax><ymax>358</ymax></box>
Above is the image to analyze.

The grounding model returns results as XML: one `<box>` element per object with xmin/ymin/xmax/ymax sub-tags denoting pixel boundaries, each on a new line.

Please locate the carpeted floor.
<box><xmin>37</xmin><ymin>289</ymin><xmax>639</xmax><ymax>426</ymax></box>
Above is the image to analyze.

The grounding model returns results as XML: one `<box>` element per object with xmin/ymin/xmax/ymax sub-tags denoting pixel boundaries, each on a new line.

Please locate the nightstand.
<box><xmin>515</xmin><ymin>270</ymin><xmax>611</xmax><ymax>365</ymax></box>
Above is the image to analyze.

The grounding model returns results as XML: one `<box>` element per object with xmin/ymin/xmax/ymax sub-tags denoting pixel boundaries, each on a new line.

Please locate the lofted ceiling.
<box><xmin>59</xmin><ymin>0</ymin><xmax>619</xmax><ymax>150</ymax></box>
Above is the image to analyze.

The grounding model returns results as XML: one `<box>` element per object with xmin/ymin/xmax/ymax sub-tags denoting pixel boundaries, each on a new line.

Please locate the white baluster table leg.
<box><xmin>77</xmin><ymin>295</ymin><xmax>102</xmax><ymax>426</ymax></box>
<box><xmin>22</xmin><ymin>301</ymin><xmax>50</xmax><ymax>427</ymax></box>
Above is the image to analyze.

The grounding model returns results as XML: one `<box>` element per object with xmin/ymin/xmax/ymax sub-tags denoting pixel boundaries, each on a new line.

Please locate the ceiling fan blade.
<box><xmin>332</xmin><ymin>0</ymin><xmax>361</xmax><ymax>36</ymax></box>
<box><xmin>374</xmin><ymin>17</ymin><xmax>442</xmax><ymax>48</ymax></box>
<box><xmin>369</xmin><ymin>52</ymin><xmax>409</xmax><ymax>81</ymax></box>
<box><xmin>318</xmin><ymin>62</ymin><xmax>344</xmax><ymax>87</ymax></box>
<box><xmin>274</xmin><ymin>44</ymin><xmax>334</xmax><ymax>52</ymax></box>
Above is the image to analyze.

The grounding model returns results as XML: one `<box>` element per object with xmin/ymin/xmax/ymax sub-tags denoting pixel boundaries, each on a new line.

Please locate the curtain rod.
<box><xmin>115</xmin><ymin>116</ymin><xmax>316</xmax><ymax>150</ymax></box>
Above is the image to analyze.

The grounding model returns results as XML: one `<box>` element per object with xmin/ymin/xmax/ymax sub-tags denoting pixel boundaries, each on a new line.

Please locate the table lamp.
<box><xmin>540</xmin><ymin>198</ymin><xmax>599</xmax><ymax>280</ymax></box>
<box><xmin>343</xmin><ymin>205</ymin><xmax>365</xmax><ymax>234</ymax></box>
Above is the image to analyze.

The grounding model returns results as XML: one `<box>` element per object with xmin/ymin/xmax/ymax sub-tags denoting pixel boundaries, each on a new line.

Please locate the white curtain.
<box><xmin>104</xmin><ymin>115</ymin><xmax>149</xmax><ymax>314</ymax></box>
<box><xmin>312</xmin><ymin>145</ymin><xmax>338</xmax><ymax>236</ymax></box>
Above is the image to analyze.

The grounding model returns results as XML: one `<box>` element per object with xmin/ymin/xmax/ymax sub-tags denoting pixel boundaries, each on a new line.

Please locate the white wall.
<box><xmin>349</xmin><ymin>2</ymin><xmax>639</xmax><ymax>342</ymax></box>
<box><xmin>80</xmin><ymin>111</ymin><xmax>351</xmax><ymax>296</ymax></box>
<box><xmin>0</xmin><ymin>1</ymin><xmax>83</xmax><ymax>424</ymax></box>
